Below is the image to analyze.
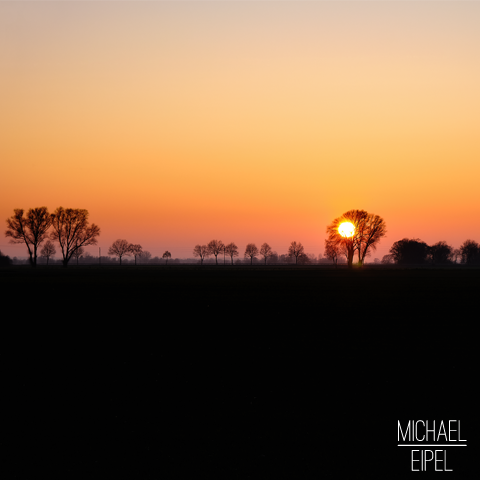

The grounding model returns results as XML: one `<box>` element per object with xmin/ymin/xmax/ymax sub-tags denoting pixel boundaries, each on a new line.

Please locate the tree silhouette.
<box><xmin>324</xmin><ymin>239</ymin><xmax>341</xmax><ymax>267</ymax></box>
<box><xmin>297</xmin><ymin>252</ymin><xmax>311</xmax><ymax>265</ymax></box>
<box><xmin>326</xmin><ymin>209</ymin><xmax>386</xmax><ymax>268</ymax></box>
<box><xmin>162</xmin><ymin>251</ymin><xmax>172</xmax><ymax>265</ymax></box>
<box><xmin>129</xmin><ymin>244</ymin><xmax>143</xmax><ymax>265</ymax></box>
<box><xmin>326</xmin><ymin>210</ymin><xmax>365</xmax><ymax>268</ymax></box>
<box><xmin>459</xmin><ymin>239</ymin><xmax>480</xmax><ymax>264</ymax></box>
<box><xmin>288</xmin><ymin>241</ymin><xmax>305</xmax><ymax>265</ymax></box>
<box><xmin>207</xmin><ymin>240</ymin><xmax>224</xmax><ymax>265</ymax></box>
<box><xmin>244</xmin><ymin>243</ymin><xmax>259</xmax><ymax>265</ymax></box>
<box><xmin>50</xmin><ymin>207</ymin><xmax>100</xmax><ymax>267</ymax></box>
<box><xmin>193</xmin><ymin>245</ymin><xmax>209</xmax><ymax>265</ymax></box>
<box><xmin>5</xmin><ymin>207</ymin><xmax>52</xmax><ymax>267</ymax></box>
<box><xmin>0</xmin><ymin>250</ymin><xmax>12</xmax><ymax>266</ymax></box>
<box><xmin>108</xmin><ymin>239</ymin><xmax>131</xmax><ymax>265</ymax></box>
<box><xmin>138</xmin><ymin>250</ymin><xmax>152</xmax><ymax>264</ymax></box>
<box><xmin>224</xmin><ymin>242</ymin><xmax>239</xmax><ymax>265</ymax></box>
<box><xmin>429</xmin><ymin>241</ymin><xmax>453</xmax><ymax>264</ymax></box>
<box><xmin>259</xmin><ymin>243</ymin><xmax>274</xmax><ymax>265</ymax></box>
<box><xmin>381</xmin><ymin>254</ymin><xmax>395</xmax><ymax>264</ymax></box>
<box><xmin>72</xmin><ymin>247</ymin><xmax>84</xmax><ymax>265</ymax></box>
<box><xmin>269</xmin><ymin>251</ymin><xmax>279</xmax><ymax>264</ymax></box>
<box><xmin>40</xmin><ymin>240</ymin><xmax>56</xmax><ymax>265</ymax></box>
<box><xmin>355</xmin><ymin>212</ymin><xmax>387</xmax><ymax>265</ymax></box>
<box><xmin>389</xmin><ymin>238</ymin><xmax>429</xmax><ymax>264</ymax></box>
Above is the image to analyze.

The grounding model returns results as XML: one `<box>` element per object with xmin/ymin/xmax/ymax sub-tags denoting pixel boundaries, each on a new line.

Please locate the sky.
<box><xmin>1</xmin><ymin>1</ymin><xmax>480</xmax><ymax>260</ymax></box>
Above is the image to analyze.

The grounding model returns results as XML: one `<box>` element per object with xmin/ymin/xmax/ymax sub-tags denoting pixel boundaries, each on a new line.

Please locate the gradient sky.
<box><xmin>1</xmin><ymin>1</ymin><xmax>480</xmax><ymax>260</ymax></box>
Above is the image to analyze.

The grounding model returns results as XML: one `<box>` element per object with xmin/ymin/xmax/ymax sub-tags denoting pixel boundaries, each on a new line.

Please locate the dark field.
<box><xmin>2</xmin><ymin>266</ymin><xmax>478</xmax><ymax>477</ymax></box>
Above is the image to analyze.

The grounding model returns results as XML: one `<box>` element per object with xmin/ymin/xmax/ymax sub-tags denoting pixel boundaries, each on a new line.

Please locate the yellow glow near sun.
<box><xmin>338</xmin><ymin>222</ymin><xmax>355</xmax><ymax>238</ymax></box>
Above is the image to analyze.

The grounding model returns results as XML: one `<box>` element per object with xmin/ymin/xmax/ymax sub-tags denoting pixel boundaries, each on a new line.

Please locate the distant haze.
<box><xmin>2</xmin><ymin>1</ymin><xmax>480</xmax><ymax>259</ymax></box>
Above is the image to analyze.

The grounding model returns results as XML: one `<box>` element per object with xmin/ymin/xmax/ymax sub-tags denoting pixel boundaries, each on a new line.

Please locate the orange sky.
<box><xmin>1</xmin><ymin>1</ymin><xmax>480</xmax><ymax>259</ymax></box>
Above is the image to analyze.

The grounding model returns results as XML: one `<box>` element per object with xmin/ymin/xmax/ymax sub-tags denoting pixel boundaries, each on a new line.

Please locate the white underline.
<box><xmin>398</xmin><ymin>444</ymin><xmax>467</xmax><ymax>447</ymax></box>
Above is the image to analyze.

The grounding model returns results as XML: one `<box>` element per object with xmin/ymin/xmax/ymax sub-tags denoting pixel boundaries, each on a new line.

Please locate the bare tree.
<box><xmin>259</xmin><ymin>242</ymin><xmax>273</xmax><ymax>265</ymax></box>
<box><xmin>324</xmin><ymin>239</ymin><xmax>341</xmax><ymax>267</ymax></box>
<box><xmin>72</xmin><ymin>247</ymin><xmax>85</xmax><ymax>265</ymax></box>
<box><xmin>207</xmin><ymin>240</ymin><xmax>224</xmax><ymax>265</ymax></box>
<box><xmin>244</xmin><ymin>243</ymin><xmax>259</xmax><ymax>265</ymax></box>
<box><xmin>224</xmin><ymin>242</ymin><xmax>239</xmax><ymax>265</ymax></box>
<box><xmin>193</xmin><ymin>244</ymin><xmax>209</xmax><ymax>265</ymax></box>
<box><xmin>288</xmin><ymin>241</ymin><xmax>305</xmax><ymax>265</ymax></box>
<box><xmin>297</xmin><ymin>252</ymin><xmax>311</xmax><ymax>265</ymax></box>
<box><xmin>326</xmin><ymin>210</ymin><xmax>386</xmax><ymax>268</ymax></box>
<box><xmin>50</xmin><ymin>207</ymin><xmax>100</xmax><ymax>267</ymax></box>
<box><xmin>40</xmin><ymin>240</ymin><xmax>56</xmax><ymax>265</ymax></box>
<box><xmin>354</xmin><ymin>212</ymin><xmax>387</xmax><ymax>265</ymax></box>
<box><xmin>269</xmin><ymin>251</ymin><xmax>279</xmax><ymax>264</ymax></box>
<box><xmin>138</xmin><ymin>250</ymin><xmax>152</xmax><ymax>264</ymax></box>
<box><xmin>108</xmin><ymin>239</ymin><xmax>131</xmax><ymax>265</ymax></box>
<box><xmin>162</xmin><ymin>251</ymin><xmax>172</xmax><ymax>265</ymax></box>
<box><xmin>381</xmin><ymin>254</ymin><xmax>395</xmax><ymax>264</ymax></box>
<box><xmin>129</xmin><ymin>244</ymin><xmax>143</xmax><ymax>265</ymax></box>
<box><xmin>5</xmin><ymin>207</ymin><xmax>52</xmax><ymax>267</ymax></box>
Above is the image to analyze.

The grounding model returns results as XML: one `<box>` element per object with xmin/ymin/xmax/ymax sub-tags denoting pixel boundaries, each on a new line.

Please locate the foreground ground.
<box><xmin>2</xmin><ymin>266</ymin><xmax>477</xmax><ymax>477</ymax></box>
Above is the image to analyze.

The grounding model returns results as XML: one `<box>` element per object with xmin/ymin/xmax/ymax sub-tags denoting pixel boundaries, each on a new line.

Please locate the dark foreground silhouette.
<box><xmin>2</xmin><ymin>266</ymin><xmax>476</xmax><ymax>477</ymax></box>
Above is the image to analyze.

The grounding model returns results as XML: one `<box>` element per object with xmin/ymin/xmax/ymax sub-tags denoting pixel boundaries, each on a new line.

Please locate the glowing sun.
<box><xmin>338</xmin><ymin>222</ymin><xmax>355</xmax><ymax>238</ymax></box>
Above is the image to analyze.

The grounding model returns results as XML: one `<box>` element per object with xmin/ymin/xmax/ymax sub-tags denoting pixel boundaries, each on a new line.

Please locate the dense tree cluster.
<box><xmin>458</xmin><ymin>240</ymin><xmax>480</xmax><ymax>264</ymax></box>
<box><xmin>382</xmin><ymin>238</ymin><xmax>478</xmax><ymax>265</ymax></box>
<box><xmin>0</xmin><ymin>250</ymin><xmax>13</xmax><ymax>266</ymax></box>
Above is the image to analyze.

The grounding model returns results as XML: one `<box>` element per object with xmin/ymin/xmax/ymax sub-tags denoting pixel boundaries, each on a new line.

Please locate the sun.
<box><xmin>338</xmin><ymin>222</ymin><xmax>355</xmax><ymax>238</ymax></box>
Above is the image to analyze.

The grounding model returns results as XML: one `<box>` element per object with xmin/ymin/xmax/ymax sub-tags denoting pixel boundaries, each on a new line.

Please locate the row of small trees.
<box><xmin>192</xmin><ymin>240</ymin><xmax>307</xmax><ymax>265</ymax></box>
<box><xmin>381</xmin><ymin>238</ymin><xmax>480</xmax><ymax>265</ymax></box>
<box><xmin>107</xmin><ymin>239</ymin><xmax>172</xmax><ymax>265</ymax></box>
<box><xmin>21</xmin><ymin>237</ymin><xmax>479</xmax><ymax>266</ymax></box>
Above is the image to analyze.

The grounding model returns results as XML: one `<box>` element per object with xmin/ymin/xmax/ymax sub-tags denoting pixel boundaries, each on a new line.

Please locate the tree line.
<box><xmin>192</xmin><ymin>240</ymin><xmax>308</xmax><ymax>265</ymax></box>
<box><xmin>107</xmin><ymin>239</ymin><xmax>172</xmax><ymax>265</ymax></box>
<box><xmin>381</xmin><ymin>238</ymin><xmax>480</xmax><ymax>265</ymax></box>
<box><xmin>4</xmin><ymin>207</ymin><xmax>479</xmax><ymax>267</ymax></box>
